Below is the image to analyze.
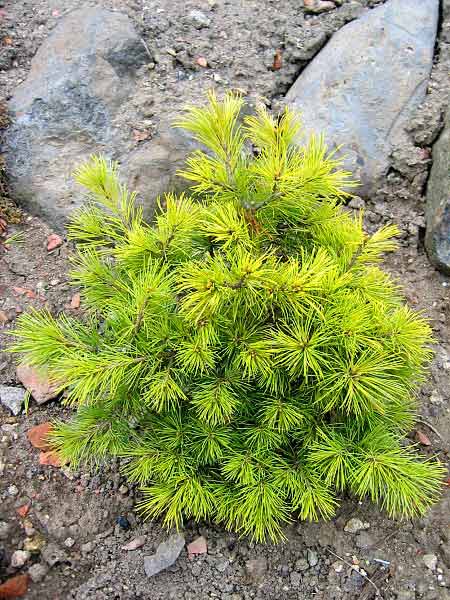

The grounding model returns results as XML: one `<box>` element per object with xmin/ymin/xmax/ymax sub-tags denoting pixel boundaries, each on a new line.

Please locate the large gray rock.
<box><xmin>286</xmin><ymin>0</ymin><xmax>439</xmax><ymax>196</ymax></box>
<box><xmin>3</xmin><ymin>7</ymin><xmax>192</xmax><ymax>228</ymax></box>
<box><xmin>425</xmin><ymin>105</ymin><xmax>450</xmax><ymax>274</ymax></box>
<box><xmin>143</xmin><ymin>533</ymin><xmax>185</xmax><ymax>578</ymax></box>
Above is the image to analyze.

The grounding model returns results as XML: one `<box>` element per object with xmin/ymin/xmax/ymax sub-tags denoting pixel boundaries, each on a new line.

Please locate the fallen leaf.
<box><xmin>272</xmin><ymin>49</ymin><xmax>282</xmax><ymax>71</ymax></box>
<box><xmin>70</xmin><ymin>293</ymin><xmax>81</xmax><ymax>309</ymax></box>
<box><xmin>16</xmin><ymin>503</ymin><xmax>31</xmax><ymax>518</ymax></box>
<box><xmin>444</xmin><ymin>477</ymin><xmax>450</xmax><ymax>487</ymax></box>
<box><xmin>39</xmin><ymin>450</ymin><xmax>62</xmax><ymax>467</ymax></box>
<box><xmin>0</xmin><ymin>309</ymin><xmax>9</xmax><ymax>324</ymax></box>
<box><xmin>187</xmin><ymin>536</ymin><xmax>207</xmax><ymax>559</ymax></box>
<box><xmin>3</xmin><ymin>36</ymin><xmax>13</xmax><ymax>45</ymax></box>
<box><xmin>16</xmin><ymin>364</ymin><xmax>59</xmax><ymax>405</ymax></box>
<box><xmin>196</xmin><ymin>56</ymin><xmax>208</xmax><ymax>68</ymax></box>
<box><xmin>27</xmin><ymin>422</ymin><xmax>53</xmax><ymax>451</ymax></box>
<box><xmin>122</xmin><ymin>536</ymin><xmax>146</xmax><ymax>551</ymax></box>
<box><xmin>415</xmin><ymin>430</ymin><xmax>431</xmax><ymax>446</ymax></box>
<box><xmin>46</xmin><ymin>233</ymin><xmax>63</xmax><ymax>252</ymax></box>
<box><xmin>0</xmin><ymin>574</ymin><xmax>29</xmax><ymax>599</ymax></box>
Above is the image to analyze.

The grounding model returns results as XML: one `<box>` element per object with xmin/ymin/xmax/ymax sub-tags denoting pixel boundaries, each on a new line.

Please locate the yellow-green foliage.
<box><xmin>11</xmin><ymin>92</ymin><xmax>444</xmax><ymax>542</ymax></box>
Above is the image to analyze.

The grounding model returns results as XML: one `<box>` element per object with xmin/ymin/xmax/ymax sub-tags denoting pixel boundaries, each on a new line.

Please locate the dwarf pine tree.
<box><xmin>11</xmin><ymin>92</ymin><xmax>444</xmax><ymax>541</ymax></box>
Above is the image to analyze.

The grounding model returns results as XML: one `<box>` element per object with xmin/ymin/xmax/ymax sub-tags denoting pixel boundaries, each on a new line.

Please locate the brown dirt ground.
<box><xmin>0</xmin><ymin>1</ymin><xmax>449</xmax><ymax>599</ymax></box>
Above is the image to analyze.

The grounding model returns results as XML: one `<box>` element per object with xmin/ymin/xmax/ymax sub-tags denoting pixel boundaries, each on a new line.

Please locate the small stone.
<box><xmin>16</xmin><ymin>503</ymin><xmax>31</xmax><ymax>518</ymax></box>
<box><xmin>307</xmin><ymin>549</ymin><xmax>319</xmax><ymax>567</ymax></box>
<box><xmin>41</xmin><ymin>542</ymin><xmax>68</xmax><ymax>567</ymax></box>
<box><xmin>23</xmin><ymin>520</ymin><xmax>36</xmax><ymax>537</ymax></box>
<box><xmin>28</xmin><ymin>562</ymin><xmax>48</xmax><ymax>583</ymax></box>
<box><xmin>116</xmin><ymin>516</ymin><xmax>131</xmax><ymax>530</ymax></box>
<box><xmin>296</xmin><ymin>558</ymin><xmax>310</xmax><ymax>572</ymax></box>
<box><xmin>11</xmin><ymin>550</ymin><xmax>31</xmax><ymax>568</ymax></box>
<box><xmin>27</xmin><ymin>422</ymin><xmax>53</xmax><ymax>451</ymax></box>
<box><xmin>0</xmin><ymin>521</ymin><xmax>11</xmax><ymax>539</ymax></box>
<box><xmin>344</xmin><ymin>518</ymin><xmax>370</xmax><ymax>533</ymax></box>
<box><xmin>81</xmin><ymin>541</ymin><xmax>94</xmax><ymax>554</ymax></box>
<box><xmin>187</xmin><ymin>536</ymin><xmax>207</xmax><ymax>559</ymax></box>
<box><xmin>64</xmin><ymin>537</ymin><xmax>75</xmax><ymax>548</ymax></box>
<box><xmin>16</xmin><ymin>364</ymin><xmax>59</xmax><ymax>405</ymax></box>
<box><xmin>121</xmin><ymin>536</ymin><xmax>146</xmax><ymax>551</ymax></box>
<box><xmin>304</xmin><ymin>0</ymin><xmax>335</xmax><ymax>13</ymax></box>
<box><xmin>8</xmin><ymin>484</ymin><xmax>19</xmax><ymax>497</ymax></box>
<box><xmin>188</xmin><ymin>9</ymin><xmax>211</xmax><ymax>28</ymax></box>
<box><xmin>214</xmin><ymin>557</ymin><xmax>229</xmax><ymax>573</ymax></box>
<box><xmin>70</xmin><ymin>293</ymin><xmax>81</xmax><ymax>309</ymax></box>
<box><xmin>0</xmin><ymin>385</ymin><xmax>25</xmax><ymax>416</ymax></box>
<box><xmin>245</xmin><ymin>558</ymin><xmax>267</xmax><ymax>581</ymax></box>
<box><xmin>118</xmin><ymin>485</ymin><xmax>129</xmax><ymax>495</ymax></box>
<box><xmin>144</xmin><ymin>533</ymin><xmax>185</xmax><ymax>577</ymax></box>
<box><xmin>422</xmin><ymin>553</ymin><xmax>438</xmax><ymax>571</ymax></box>
<box><xmin>47</xmin><ymin>233</ymin><xmax>63</xmax><ymax>251</ymax></box>
<box><xmin>332</xmin><ymin>560</ymin><xmax>344</xmax><ymax>573</ymax></box>
<box><xmin>196</xmin><ymin>56</ymin><xmax>208</xmax><ymax>68</ymax></box>
<box><xmin>348</xmin><ymin>196</ymin><xmax>365</xmax><ymax>210</ymax></box>
<box><xmin>415</xmin><ymin>430</ymin><xmax>432</xmax><ymax>446</ymax></box>
<box><xmin>290</xmin><ymin>571</ymin><xmax>302</xmax><ymax>586</ymax></box>
<box><xmin>0</xmin><ymin>574</ymin><xmax>29</xmax><ymax>598</ymax></box>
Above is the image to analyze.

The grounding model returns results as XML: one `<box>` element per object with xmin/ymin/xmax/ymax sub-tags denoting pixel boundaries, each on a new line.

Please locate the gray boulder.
<box><xmin>3</xmin><ymin>7</ymin><xmax>192</xmax><ymax>228</ymax></box>
<box><xmin>425</xmin><ymin>105</ymin><xmax>450</xmax><ymax>274</ymax></box>
<box><xmin>285</xmin><ymin>0</ymin><xmax>439</xmax><ymax>196</ymax></box>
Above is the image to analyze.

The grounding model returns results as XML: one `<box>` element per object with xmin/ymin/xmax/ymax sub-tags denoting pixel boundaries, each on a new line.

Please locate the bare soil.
<box><xmin>0</xmin><ymin>1</ymin><xmax>449</xmax><ymax>599</ymax></box>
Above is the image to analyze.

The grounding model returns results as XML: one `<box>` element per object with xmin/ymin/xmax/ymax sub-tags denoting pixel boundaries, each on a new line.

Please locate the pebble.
<box><xmin>296</xmin><ymin>557</ymin><xmax>310</xmax><ymax>572</ymax></box>
<box><xmin>422</xmin><ymin>553</ymin><xmax>438</xmax><ymax>571</ymax></box>
<box><xmin>8</xmin><ymin>484</ymin><xmax>19</xmax><ymax>497</ymax></box>
<box><xmin>0</xmin><ymin>385</ymin><xmax>25</xmax><ymax>416</ymax></box>
<box><xmin>344</xmin><ymin>518</ymin><xmax>370</xmax><ymax>534</ymax></box>
<box><xmin>144</xmin><ymin>533</ymin><xmax>185</xmax><ymax>578</ymax></box>
<box><xmin>11</xmin><ymin>550</ymin><xmax>31</xmax><ymax>568</ymax></box>
<box><xmin>348</xmin><ymin>196</ymin><xmax>365</xmax><ymax>210</ymax></box>
<box><xmin>41</xmin><ymin>542</ymin><xmax>68</xmax><ymax>566</ymax></box>
<box><xmin>23</xmin><ymin>520</ymin><xmax>36</xmax><ymax>537</ymax></box>
<box><xmin>28</xmin><ymin>562</ymin><xmax>48</xmax><ymax>583</ymax></box>
<box><xmin>118</xmin><ymin>485</ymin><xmax>129</xmax><ymax>495</ymax></box>
<box><xmin>116</xmin><ymin>516</ymin><xmax>130</xmax><ymax>531</ymax></box>
<box><xmin>0</xmin><ymin>521</ymin><xmax>11</xmax><ymax>539</ymax></box>
<box><xmin>304</xmin><ymin>0</ymin><xmax>336</xmax><ymax>13</ymax></box>
<box><xmin>290</xmin><ymin>571</ymin><xmax>302</xmax><ymax>586</ymax></box>
<box><xmin>188</xmin><ymin>9</ymin><xmax>211</xmax><ymax>28</ymax></box>
<box><xmin>332</xmin><ymin>560</ymin><xmax>344</xmax><ymax>573</ymax></box>
<box><xmin>214</xmin><ymin>557</ymin><xmax>230</xmax><ymax>573</ymax></box>
<box><xmin>307</xmin><ymin>549</ymin><xmax>319</xmax><ymax>567</ymax></box>
<box><xmin>121</xmin><ymin>536</ymin><xmax>146</xmax><ymax>551</ymax></box>
<box><xmin>64</xmin><ymin>537</ymin><xmax>75</xmax><ymax>548</ymax></box>
<box><xmin>81</xmin><ymin>541</ymin><xmax>95</xmax><ymax>554</ymax></box>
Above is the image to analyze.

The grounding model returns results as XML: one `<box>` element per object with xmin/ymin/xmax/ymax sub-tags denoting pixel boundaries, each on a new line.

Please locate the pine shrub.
<box><xmin>11</xmin><ymin>92</ymin><xmax>444</xmax><ymax>541</ymax></box>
